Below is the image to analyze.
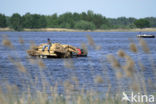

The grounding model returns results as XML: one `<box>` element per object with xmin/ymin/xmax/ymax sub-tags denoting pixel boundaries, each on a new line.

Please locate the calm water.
<box><xmin>0</xmin><ymin>32</ymin><xmax>156</xmax><ymax>94</ymax></box>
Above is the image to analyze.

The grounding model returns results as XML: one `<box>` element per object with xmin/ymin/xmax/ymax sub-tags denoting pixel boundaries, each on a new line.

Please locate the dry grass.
<box><xmin>94</xmin><ymin>75</ymin><xmax>104</xmax><ymax>84</ymax></box>
<box><xmin>139</xmin><ymin>38</ymin><xmax>150</xmax><ymax>53</ymax></box>
<box><xmin>0</xmin><ymin>34</ymin><xmax>155</xmax><ymax>104</ymax></box>
<box><xmin>24</xmin><ymin>28</ymin><xmax>85</xmax><ymax>32</ymax></box>
<box><xmin>1</xmin><ymin>35</ymin><xmax>13</xmax><ymax>48</ymax></box>
<box><xmin>107</xmin><ymin>54</ymin><xmax>121</xmax><ymax>69</ymax></box>
<box><xmin>117</xmin><ymin>49</ymin><xmax>126</xmax><ymax>58</ymax></box>
<box><xmin>19</xmin><ymin>37</ymin><xmax>24</xmax><ymax>45</ymax></box>
<box><xmin>1</xmin><ymin>27</ymin><xmax>156</xmax><ymax>32</ymax></box>
<box><xmin>130</xmin><ymin>43</ymin><xmax>138</xmax><ymax>53</ymax></box>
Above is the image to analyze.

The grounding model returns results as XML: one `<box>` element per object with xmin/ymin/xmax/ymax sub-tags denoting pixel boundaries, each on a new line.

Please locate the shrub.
<box><xmin>134</xmin><ymin>19</ymin><xmax>150</xmax><ymax>28</ymax></box>
<box><xmin>0</xmin><ymin>13</ymin><xmax>7</xmax><ymax>27</ymax></box>
<box><xmin>10</xmin><ymin>13</ymin><xmax>23</xmax><ymax>31</ymax></box>
<box><xmin>74</xmin><ymin>20</ymin><xmax>96</xmax><ymax>30</ymax></box>
<box><xmin>100</xmin><ymin>24</ymin><xmax>110</xmax><ymax>29</ymax></box>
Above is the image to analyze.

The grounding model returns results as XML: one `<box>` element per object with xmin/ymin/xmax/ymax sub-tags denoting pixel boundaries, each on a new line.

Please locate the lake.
<box><xmin>0</xmin><ymin>31</ymin><xmax>156</xmax><ymax>94</ymax></box>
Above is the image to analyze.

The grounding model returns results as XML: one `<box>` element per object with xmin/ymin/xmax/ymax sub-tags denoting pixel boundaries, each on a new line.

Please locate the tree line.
<box><xmin>0</xmin><ymin>10</ymin><xmax>156</xmax><ymax>31</ymax></box>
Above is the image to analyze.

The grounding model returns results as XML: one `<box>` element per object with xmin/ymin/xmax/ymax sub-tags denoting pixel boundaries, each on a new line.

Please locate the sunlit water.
<box><xmin>0</xmin><ymin>32</ymin><xmax>156</xmax><ymax>94</ymax></box>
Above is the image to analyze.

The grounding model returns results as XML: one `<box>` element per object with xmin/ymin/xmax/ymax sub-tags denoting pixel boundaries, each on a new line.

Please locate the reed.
<box><xmin>2</xmin><ymin>35</ymin><xmax>13</xmax><ymax>48</ymax></box>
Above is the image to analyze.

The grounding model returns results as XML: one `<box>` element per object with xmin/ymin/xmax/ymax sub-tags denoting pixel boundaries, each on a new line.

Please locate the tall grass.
<box><xmin>0</xmin><ymin>34</ymin><xmax>156</xmax><ymax>104</ymax></box>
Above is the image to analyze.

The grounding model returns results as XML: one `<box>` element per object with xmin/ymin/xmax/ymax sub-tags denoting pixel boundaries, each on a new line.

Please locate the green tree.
<box><xmin>4</xmin><ymin>11</ymin><xmax>156</xmax><ymax>30</ymax></box>
<box><xmin>0</xmin><ymin>13</ymin><xmax>7</xmax><ymax>27</ymax></box>
<box><xmin>86</xmin><ymin>10</ymin><xmax>94</xmax><ymax>21</ymax></box>
<box><xmin>145</xmin><ymin>17</ymin><xmax>156</xmax><ymax>27</ymax></box>
<box><xmin>127</xmin><ymin>17</ymin><xmax>136</xmax><ymax>28</ymax></box>
<box><xmin>10</xmin><ymin>13</ymin><xmax>23</xmax><ymax>31</ymax></box>
<box><xmin>46</xmin><ymin>13</ymin><xmax>58</xmax><ymax>28</ymax></box>
<box><xmin>38</xmin><ymin>15</ymin><xmax>47</xmax><ymax>28</ymax></box>
<box><xmin>22</xmin><ymin>13</ymin><xmax>33</xmax><ymax>28</ymax></box>
<box><xmin>117</xmin><ymin>17</ymin><xmax>129</xmax><ymax>26</ymax></box>
<box><xmin>93</xmin><ymin>14</ymin><xmax>109</xmax><ymax>28</ymax></box>
<box><xmin>73</xmin><ymin>13</ymin><xmax>81</xmax><ymax>21</ymax></box>
<box><xmin>58</xmin><ymin>12</ymin><xmax>74</xmax><ymax>28</ymax></box>
<box><xmin>108</xmin><ymin>17</ymin><xmax>136</xmax><ymax>29</ymax></box>
<box><xmin>30</xmin><ymin>14</ymin><xmax>47</xmax><ymax>28</ymax></box>
<box><xmin>5</xmin><ymin>16</ymin><xmax>11</xmax><ymax>27</ymax></box>
<box><xmin>80</xmin><ymin>12</ymin><xmax>88</xmax><ymax>21</ymax></box>
<box><xmin>74</xmin><ymin>20</ymin><xmax>96</xmax><ymax>30</ymax></box>
<box><xmin>134</xmin><ymin>19</ymin><xmax>150</xmax><ymax>28</ymax></box>
<box><xmin>100</xmin><ymin>24</ymin><xmax>110</xmax><ymax>29</ymax></box>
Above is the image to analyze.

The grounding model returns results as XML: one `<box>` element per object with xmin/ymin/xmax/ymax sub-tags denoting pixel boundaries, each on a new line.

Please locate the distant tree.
<box><xmin>22</xmin><ymin>13</ymin><xmax>33</xmax><ymax>28</ymax></box>
<box><xmin>100</xmin><ymin>24</ymin><xmax>110</xmax><ymax>29</ymax></box>
<box><xmin>38</xmin><ymin>15</ymin><xmax>47</xmax><ymax>28</ymax></box>
<box><xmin>117</xmin><ymin>17</ymin><xmax>129</xmax><ymax>26</ymax></box>
<box><xmin>5</xmin><ymin>16</ymin><xmax>10</xmax><ymax>27</ymax></box>
<box><xmin>73</xmin><ymin>12</ymin><xmax>81</xmax><ymax>21</ymax></box>
<box><xmin>128</xmin><ymin>23</ymin><xmax>136</xmax><ymax>29</ymax></box>
<box><xmin>46</xmin><ymin>13</ymin><xmax>59</xmax><ymax>28</ymax></box>
<box><xmin>31</xmin><ymin>14</ymin><xmax>40</xmax><ymax>28</ymax></box>
<box><xmin>80</xmin><ymin>12</ymin><xmax>88</xmax><ymax>21</ymax></box>
<box><xmin>127</xmin><ymin>17</ymin><xmax>136</xmax><ymax>28</ymax></box>
<box><xmin>10</xmin><ymin>13</ymin><xmax>23</xmax><ymax>31</ymax></box>
<box><xmin>30</xmin><ymin>14</ymin><xmax>47</xmax><ymax>28</ymax></box>
<box><xmin>93</xmin><ymin>14</ymin><xmax>109</xmax><ymax>28</ymax></box>
<box><xmin>58</xmin><ymin>12</ymin><xmax>74</xmax><ymax>28</ymax></box>
<box><xmin>4</xmin><ymin>11</ymin><xmax>156</xmax><ymax>30</ymax></box>
<box><xmin>145</xmin><ymin>17</ymin><xmax>156</xmax><ymax>27</ymax></box>
<box><xmin>108</xmin><ymin>17</ymin><xmax>137</xmax><ymax>29</ymax></box>
<box><xmin>0</xmin><ymin>13</ymin><xmax>7</xmax><ymax>27</ymax></box>
<box><xmin>74</xmin><ymin>20</ymin><xmax>96</xmax><ymax>30</ymax></box>
<box><xmin>134</xmin><ymin>19</ymin><xmax>150</xmax><ymax>28</ymax></box>
<box><xmin>128</xmin><ymin>17</ymin><xmax>136</xmax><ymax>23</ymax></box>
<box><xmin>86</xmin><ymin>10</ymin><xmax>94</xmax><ymax>21</ymax></box>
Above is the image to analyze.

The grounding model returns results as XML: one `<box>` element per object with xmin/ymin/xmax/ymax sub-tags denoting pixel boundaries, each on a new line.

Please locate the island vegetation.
<box><xmin>0</xmin><ymin>10</ymin><xmax>156</xmax><ymax>31</ymax></box>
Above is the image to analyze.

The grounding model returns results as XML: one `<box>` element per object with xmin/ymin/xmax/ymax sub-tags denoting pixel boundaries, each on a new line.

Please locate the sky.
<box><xmin>0</xmin><ymin>0</ymin><xmax>156</xmax><ymax>18</ymax></box>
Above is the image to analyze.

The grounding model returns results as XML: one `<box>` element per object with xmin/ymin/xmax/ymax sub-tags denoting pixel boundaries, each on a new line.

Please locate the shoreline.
<box><xmin>1</xmin><ymin>27</ymin><xmax>156</xmax><ymax>32</ymax></box>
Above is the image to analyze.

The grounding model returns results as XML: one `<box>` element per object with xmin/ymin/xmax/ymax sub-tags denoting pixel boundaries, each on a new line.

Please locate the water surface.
<box><xmin>0</xmin><ymin>32</ymin><xmax>156</xmax><ymax>94</ymax></box>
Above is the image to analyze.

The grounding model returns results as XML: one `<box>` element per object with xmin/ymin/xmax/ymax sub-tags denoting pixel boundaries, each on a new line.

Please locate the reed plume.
<box><xmin>139</xmin><ymin>38</ymin><xmax>150</xmax><ymax>53</ymax></box>
<box><xmin>64</xmin><ymin>59</ymin><xmax>74</xmax><ymax>69</ymax></box>
<box><xmin>2</xmin><ymin>35</ymin><xmax>13</xmax><ymax>48</ymax></box>
<box><xmin>94</xmin><ymin>75</ymin><xmax>104</xmax><ymax>84</ymax></box>
<box><xmin>130</xmin><ymin>43</ymin><xmax>138</xmax><ymax>53</ymax></box>
<box><xmin>107</xmin><ymin>54</ymin><xmax>121</xmax><ymax>69</ymax></box>
<box><xmin>122</xmin><ymin>55</ymin><xmax>135</xmax><ymax>77</ymax></box>
<box><xmin>19</xmin><ymin>37</ymin><xmax>24</xmax><ymax>45</ymax></box>
<box><xmin>117</xmin><ymin>49</ymin><xmax>126</xmax><ymax>58</ymax></box>
<box><xmin>8</xmin><ymin>56</ymin><xmax>27</xmax><ymax>73</ymax></box>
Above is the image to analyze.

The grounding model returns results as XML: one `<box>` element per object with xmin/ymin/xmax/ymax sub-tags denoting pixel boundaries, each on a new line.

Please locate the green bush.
<box><xmin>74</xmin><ymin>20</ymin><xmax>96</xmax><ymax>30</ymax></box>
<box><xmin>10</xmin><ymin>13</ymin><xmax>23</xmax><ymax>31</ymax></box>
<box><xmin>0</xmin><ymin>13</ymin><xmax>7</xmax><ymax>27</ymax></box>
<box><xmin>134</xmin><ymin>19</ymin><xmax>150</xmax><ymax>28</ymax></box>
<box><xmin>100</xmin><ymin>24</ymin><xmax>110</xmax><ymax>29</ymax></box>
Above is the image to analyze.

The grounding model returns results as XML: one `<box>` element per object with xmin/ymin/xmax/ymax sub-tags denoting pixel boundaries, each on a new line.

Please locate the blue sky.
<box><xmin>0</xmin><ymin>0</ymin><xmax>156</xmax><ymax>18</ymax></box>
